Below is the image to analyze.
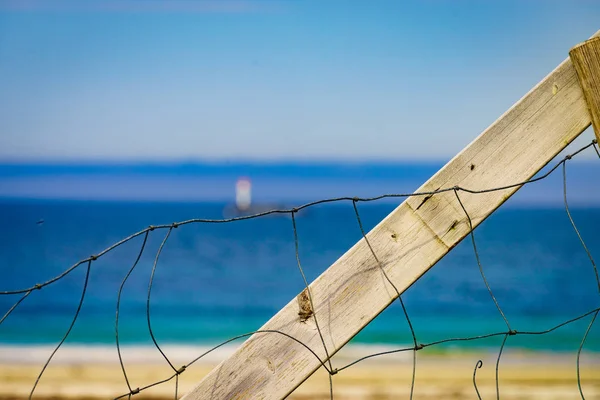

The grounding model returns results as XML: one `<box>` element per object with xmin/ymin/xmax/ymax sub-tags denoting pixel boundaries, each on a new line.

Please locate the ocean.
<box><xmin>1</xmin><ymin>198</ymin><xmax>599</xmax><ymax>356</ymax></box>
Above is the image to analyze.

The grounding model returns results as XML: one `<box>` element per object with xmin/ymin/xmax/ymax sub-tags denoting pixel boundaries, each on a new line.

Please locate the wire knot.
<box><xmin>415</xmin><ymin>343</ymin><xmax>424</xmax><ymax>351</ymax></box>
<box><xmin>130</xmin><ymin>387</ymin><xmax>140</xmax><ymax>395</ymax></box>
<box><xmin>508</xmin><ymin>329</ymin><xmax>517</xmax><ymax>336</ymax></box>
<box><xmin>34</xmin><ymin>283</ymin><xmax>42</xmax><ymax>290</ymax></box>
<box><xmin>565</xmin><ymin>154</ymin><xmax>572</xmax><ymax>160</ymax></box>
<box><xmin>353</xmin><ymin>197</ymin><xmax>359</xmax><ymax>202</ymax></box>
<box><xmin>172</xmin><ymin>223</ymin><xmax>179</xmax><ymax>229</ymax></box>
<box><xmin>176</xmin><ymin>365</ymin><xmax>186</xmax><ymax>375</ymax></box>
<box><xmin>90</xmin><ymin>255</ymin><xmax>97</xmax><ymax>261</ymax></box>
<box><xmin>330</xmin><ymin>368</ymin><xmax>338</xmax><ymax>376</ymax></box>
<box><xmin>149</xmin><ymin>225</ymin><xmax>155</xmax><ymax>231</ymax></box>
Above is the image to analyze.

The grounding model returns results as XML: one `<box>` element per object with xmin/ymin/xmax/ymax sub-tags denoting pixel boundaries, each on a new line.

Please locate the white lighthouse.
<box><xmin>235</xmin><ymin>178</ymin><xmax>252</xmax><ymax>211</ymax></box>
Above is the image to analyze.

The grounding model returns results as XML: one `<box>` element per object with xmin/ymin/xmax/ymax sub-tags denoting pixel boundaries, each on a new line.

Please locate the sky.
<box><xmin>1</xmin><ymin>0</ymin><xmax>600</xmax><ymax>162</ymax></box>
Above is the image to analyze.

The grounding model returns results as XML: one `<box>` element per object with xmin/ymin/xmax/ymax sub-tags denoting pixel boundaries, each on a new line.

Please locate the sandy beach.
<box><xmin>1</xmin><ymin>345</ymin><xmax>598</xmax><ymax>399</ymax></box>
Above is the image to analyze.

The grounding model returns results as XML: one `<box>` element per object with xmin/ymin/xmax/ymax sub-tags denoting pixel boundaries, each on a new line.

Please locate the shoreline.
<box><xmin>1</xmin><ymin>344</ymin><xmax>599</xmax><ymax>399</ymax></box>
<box><xmin>2</xmin><ymin>342</ymin><xmax>599</xmax><ymax>365</ymax></box>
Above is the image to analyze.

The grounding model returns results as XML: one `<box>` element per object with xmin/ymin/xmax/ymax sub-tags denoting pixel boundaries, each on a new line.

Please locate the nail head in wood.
<box><xmin>182</xmin><ymin>30</ymin><xmax>600</xmax><ymax>400</ymax></box>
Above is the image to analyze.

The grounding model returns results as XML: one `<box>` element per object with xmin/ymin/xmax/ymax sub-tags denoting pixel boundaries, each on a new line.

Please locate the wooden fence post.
<box><xmin>182</xmin><ymin>30</ymin><xmax>600</xmax><ymax>400</ymax></box>
<box><xmin>570</xmin><ymin>37</ymin><xmax>600</xmax><ymax>142</ymax></box>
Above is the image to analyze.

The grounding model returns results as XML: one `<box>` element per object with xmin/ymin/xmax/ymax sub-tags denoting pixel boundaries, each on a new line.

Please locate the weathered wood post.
<box><xmin>182</xmin><ymin>30</ymin><xmax>600</xmax><ymax>400</ymax></box>
<box><xmin>570</xmin><ymin>37</ymin><xmax>600</xmax><ymax>142</ymax></box>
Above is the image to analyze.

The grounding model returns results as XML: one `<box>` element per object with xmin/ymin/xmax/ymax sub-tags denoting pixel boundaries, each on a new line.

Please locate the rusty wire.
<box><xmin>1</xmin><ymin>140</ymin><xmax>599</xmax><ymax>400</ymax></box>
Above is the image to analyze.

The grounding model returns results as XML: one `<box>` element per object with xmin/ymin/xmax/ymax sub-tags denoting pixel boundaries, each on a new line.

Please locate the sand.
<box><xmin>1</xmin><ymin>346</ymin><xmax>599</xmax><ymax>399</ymax></box>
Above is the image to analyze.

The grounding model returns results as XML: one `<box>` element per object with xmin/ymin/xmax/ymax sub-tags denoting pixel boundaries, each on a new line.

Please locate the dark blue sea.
<box><xmin>1</xmin><ymin>156</ymin><xmax>600</xmax><ymax>356</ymax></box>
<box><xmin>1</xmin><ymin>198</ymin><xmax>599</xmax><ymax>353</ymax></box>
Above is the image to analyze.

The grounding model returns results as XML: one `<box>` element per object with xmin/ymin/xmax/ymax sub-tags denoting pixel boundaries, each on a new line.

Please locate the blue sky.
<box><xmin>1</xmin><ymin>0</ymin><xmax>600</xmax><ymax>162</ymax></box>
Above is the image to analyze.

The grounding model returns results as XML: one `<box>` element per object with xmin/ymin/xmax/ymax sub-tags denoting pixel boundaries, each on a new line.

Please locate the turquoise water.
<box><xmin>0</xmin><ymin>199</ymin><xmax>599</xmax><ymax>352</ymax></box>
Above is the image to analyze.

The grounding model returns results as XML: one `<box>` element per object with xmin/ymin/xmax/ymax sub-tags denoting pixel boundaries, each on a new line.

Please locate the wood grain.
<box><xmin>182</xmin><ymin>30</ymin><xmax>599</xmax><ymax>400</ymax></box>
<box><xmin>570</xmin><ymin>36</ymin><xmax>600</xmax><ymax>142</ymax></box>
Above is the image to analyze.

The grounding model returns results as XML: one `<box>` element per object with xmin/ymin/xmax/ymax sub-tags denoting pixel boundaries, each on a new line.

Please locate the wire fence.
<box><xmin>1</xmin><ymin>139</ymin><xmax>600</xmax><ymax>400</ymax></box>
